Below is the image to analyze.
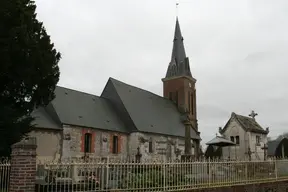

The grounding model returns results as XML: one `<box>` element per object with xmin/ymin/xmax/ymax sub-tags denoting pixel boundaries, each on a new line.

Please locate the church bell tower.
<box><xmin>162</xmin><ymin>18</ymin><xmax>200</xmax><ymax>157</ymax></box>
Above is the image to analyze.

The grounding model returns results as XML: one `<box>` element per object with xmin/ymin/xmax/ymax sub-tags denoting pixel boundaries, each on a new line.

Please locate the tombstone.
<box><xmin>261</xmin><ymin>144</ymin><xmax>268</xmax><ymax>160</ymax></box>
<box><xmin>135</xmin><ymin>147</ymin><xmax>142</xmax><ymax>163</ymax></box>
<box><xmin>245</xmin><ymin>147</ymin><xmax>254</xmax><ymax>161</ymax></box>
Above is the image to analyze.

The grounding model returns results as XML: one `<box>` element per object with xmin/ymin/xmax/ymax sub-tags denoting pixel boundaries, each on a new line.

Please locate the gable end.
<box><xmin>219</xmin><ymin>113</ymin><xmax>245</xmax><ymax>135</ymax></box>
<box><xmin>101</xmin><ymin>78</ymin><xmax>137</xmax><ymax>132</ymax></box>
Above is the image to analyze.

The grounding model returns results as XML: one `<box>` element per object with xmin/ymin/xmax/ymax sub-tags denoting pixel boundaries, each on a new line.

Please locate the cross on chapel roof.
<box><xmin>249</xmin><ymin>110</ymin><xmax>258</xmax><ymax>119</ymax></box>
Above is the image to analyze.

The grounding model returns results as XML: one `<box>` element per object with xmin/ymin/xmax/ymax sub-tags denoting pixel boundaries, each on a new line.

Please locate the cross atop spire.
<box><xmin>165</xmin><ymin>18</ymin><xmax>192</xmax><ymax>79</ymax></box>
<box><xmin>176</xmin><ymin>2</ymin><xmax>179</xmax><ymax>17</ymax></box>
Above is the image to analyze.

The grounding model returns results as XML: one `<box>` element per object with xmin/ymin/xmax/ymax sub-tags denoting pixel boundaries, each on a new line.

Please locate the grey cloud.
<box><xmin>35</xmin><ymin>0</ymin><xmax>288</xmax><ymax>143</ymax></box>
<box><xmin>272</xmin><ymin>122</ymin><xmax>288</xmax><ymax>129</ymax></box>
<box><xmin>198</xmin><ymin>105</ymin><xmax>230</xmax><ymax>120</ymax></box>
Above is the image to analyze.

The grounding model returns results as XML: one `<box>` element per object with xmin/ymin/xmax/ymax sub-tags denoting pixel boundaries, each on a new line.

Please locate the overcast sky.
<box><xmin>35</xmin><ymin>0</ymin><xmax>288</xmax><ymax>143</ymax></box>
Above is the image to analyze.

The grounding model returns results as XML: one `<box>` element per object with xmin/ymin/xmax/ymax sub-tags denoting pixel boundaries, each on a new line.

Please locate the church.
<box><xmin>29</xmin><ymin>18</ymin><xmax>201</xmax><ymax>162</ymax></box>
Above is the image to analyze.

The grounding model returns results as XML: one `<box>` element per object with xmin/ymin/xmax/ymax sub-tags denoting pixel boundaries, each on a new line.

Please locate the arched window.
<box><xmin>230</xmin><ymin>136</ymin><xmax>234</xmax><ymax>143</ymax></box>
<box><xmin>84</xmin><ymin>133</ymin><xmax>92</xmax><ymax>153</ymax></box>
<box><xmin>148</xmin><ymin>139</ymin><xmax>153</xmax><ymax>153</ymax></box>
<box><xmin>235</xmin><ymin>136</ymin><xmax>240</xmax><ymax>145</ymax></box>
<box><xmin>188</xmin><ymin>92</ymin><xmax>191</xmax><ymax>112</ymax></box>
<box><xmin>112</xmin><ymin>135</ymin><xmax>119</xmax><ymax>154</ymax></box>
<box><xmin>191</xmin><ymin>92</ymin><xmax>194</xmax><ymax>115</ymax></box>
<box><xmin>175</xmin><ymin>91</ymin><xmax>178</xmax><ymax>105</ymax></box>
<box><xmin>169</xmin><ymin>92</ymin><xmax>173</xmax><ymax>100</ymax></box>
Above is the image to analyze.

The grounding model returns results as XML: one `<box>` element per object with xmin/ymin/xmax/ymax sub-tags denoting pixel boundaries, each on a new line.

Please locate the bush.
<box><xmin>119</xmin><ymin>166</ymin><xmax>189</xmax><ymax>189</ymax></box>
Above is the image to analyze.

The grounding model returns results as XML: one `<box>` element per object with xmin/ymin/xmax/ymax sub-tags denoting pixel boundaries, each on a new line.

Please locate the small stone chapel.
<box><xmin>218</xmin><ymin>111</ymin><xmax>269</xmax><ymax>160</ymax></box>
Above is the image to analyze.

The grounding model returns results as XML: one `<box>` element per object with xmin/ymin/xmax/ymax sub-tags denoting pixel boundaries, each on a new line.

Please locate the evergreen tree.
<box><xmin>0</xmin><ymin>0</ymin><xmax>61</xmax><ymax>156</ymax></box>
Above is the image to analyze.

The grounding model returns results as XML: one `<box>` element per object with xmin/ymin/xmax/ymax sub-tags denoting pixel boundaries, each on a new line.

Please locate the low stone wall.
<box><xmin>189</xmin><ymin>180</ymin><xmax>288</xmax><ymax>192</ymax></box>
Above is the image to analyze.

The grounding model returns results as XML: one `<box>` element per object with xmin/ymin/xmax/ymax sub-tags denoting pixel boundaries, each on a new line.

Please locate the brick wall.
<box><xmin>163</xmin><ymin>76</ymin><xmax>197</xmax><ymax>124</ymax></box>
<box><xmin>9</xmin><ymin>137</ymin><xmax>37</xmax><ymax>192</ymax></box>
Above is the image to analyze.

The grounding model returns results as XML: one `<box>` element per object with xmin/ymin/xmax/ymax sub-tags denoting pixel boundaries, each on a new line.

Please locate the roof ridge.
<box><xmin>233</xmin><ymin>112</ymin><xmax>253</xmax><ymax>119</ymax></box>
<box><xmin>56</xmin><ymin>85</ymin><xmax>99</xmax><ymax>98</ymax></box>
<box><xmin>109</xmin><ymin>77</ymin><xmax>168</xmax><ymax>100</ymax></box>
<box><xmin>234</xmin><ymin>112</ymin><xmax>266</xmax><ymax>132</ymax></box>
<box><xmin>102</xmin><ymin>78</ymin><xmax>138</xmax><ymax>132</ymax></box>
<box><xmin>233</xmin><ymin>114</ymin><xmax>249</xmax><ymax>130</ymax></box>
<box><xmin>52</xmin><ymin>85</ymin><xmax>128</xmax><ymax>133</ymax></box>
<box><xmin>107</xmin><ymin>77</ymin><xmax>199</xmax><ymax>139</ymax></box>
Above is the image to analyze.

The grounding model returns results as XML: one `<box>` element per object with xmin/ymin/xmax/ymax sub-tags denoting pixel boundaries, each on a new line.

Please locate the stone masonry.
<box><xmin>129</xmin><ymin>132</ymin><xmax>195</xmax><ymax>161</ymax></box>
<box><xmin>221</xmin><ymin>117</ymin><xmax>268</xmax><ymax>160</ymax></box>
<box><xmin>59</xmin><ymin>124</ymin><xmax>194</xmax><ymax>161</ymax></box>
<box><xmin>189</xmin><ymin>180</ymin><xmax>288</xmax><ymax>192</ymax></box>
<box><xmin>62</xmin><ymin>125</ymin><xmax>128</xmax><ymax>159</ymax></box>
<box><xmin>9</xmin><ymin>137</ymin><xmax>37</xmax><ymax>192</ymax></box>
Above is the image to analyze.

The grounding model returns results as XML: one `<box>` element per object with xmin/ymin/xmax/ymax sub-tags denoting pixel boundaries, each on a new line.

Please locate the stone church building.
<box><xmin>29</xmin><ymin>18</ymin><xmax>201</xmax><ymax>162</ymax></box>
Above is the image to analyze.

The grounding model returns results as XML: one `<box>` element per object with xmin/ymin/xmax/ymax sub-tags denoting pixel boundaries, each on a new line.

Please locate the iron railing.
<box><xmin>0</xmin><ymin>159</ymin><xmax>10</xmax><ymax>192</ymax></box>
<box><xmin>34</xmin><ymin>157</ymin><xmax>288</xmax><ymax>192</ymax></box>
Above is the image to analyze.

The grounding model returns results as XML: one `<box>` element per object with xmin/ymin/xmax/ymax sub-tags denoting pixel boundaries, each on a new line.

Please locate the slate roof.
<box><xmin>51</xmin><ymin>86</ymin><xmax>128</xmax><ymax>133</ymax></box>
<box><xmin>220</xmin><ymin>112</ymin><xmax>268</xmax><ymax>134</ymax></box>
<box><xmin>206</xmin><ymin>136</ymin><xmax>235</xmax><ymax>146</ymax></box>
<box><xmin>33</xmin><ymin>79</ymin><xmax>200</xmax><ymax>139</ymax></box>
<box><xmin>101</xmin><ymin>78</ymin><xmax>200</xmax><ymax>139</ymax></box>
<box><xmin>32</xmin><ymin>107</ymin><xmax>61</xmax><ymax>130</ymax></box>
<box><xmin>165</xmin><ymin>18</ymin><xmax>192</xmax><ymax>79</ymax></box>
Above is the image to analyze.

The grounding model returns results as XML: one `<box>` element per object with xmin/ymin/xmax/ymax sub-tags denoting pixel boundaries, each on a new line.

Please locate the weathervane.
<box><xmin>176</xmin><ymin>1</ymin><xmax>179</xmax><ymax>17</ymax></box>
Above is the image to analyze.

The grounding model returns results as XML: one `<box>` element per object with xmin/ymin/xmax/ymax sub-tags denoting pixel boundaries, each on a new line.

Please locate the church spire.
<box><xmin>162</xmin><ymin>17</ymin><xmax>199</xmax><ymax>157</ymax></box>
<box><xmin>165</xmin><ymin>18</ymin><xmax>192</xmax><ymax>79</ymax></box>
<box><xmin>171</xmin><ymin>17</ymin><xmax>186</xmax><ymax>64</ymax></box>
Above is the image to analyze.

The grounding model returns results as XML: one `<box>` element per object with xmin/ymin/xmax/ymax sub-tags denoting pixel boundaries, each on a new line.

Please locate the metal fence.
<box><xmin>34</xmin><ymin>157</ymin><xmax>288</xmax><ymax>192</ymax></box>
<box><xmin>0</xmin><ymin>159</ymin><xmax>10</xmax><ymax>192</ymax></box>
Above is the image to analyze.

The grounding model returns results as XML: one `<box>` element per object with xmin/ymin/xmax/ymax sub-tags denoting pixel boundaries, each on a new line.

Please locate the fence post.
<box><xmin>163</xmin><ymin>158</ymin><xmax>166</xmax><ymax>191</ymax></box>
<box><xmin>105</xmin><ymin>156</ymin><xmax>109</xmax><ymax>189</ymax></box>
<box><xmin>208</xmin><ymin>158</ymin><xmax>211</xmax><ymax>186</ymax></box>
<box><xmin>9</xmin><ymin>137</ymin><xmax>37</xmax><ymax>192</ymax></box>
<box><xmin>274</xmin><ymin>158</ymin><xmax>278</xmax><ymax>180</ymax></box>
<box><xmin>245</xmin><ymin>161</ymin><xmax>248</xmax><ymax>183</ymax></box>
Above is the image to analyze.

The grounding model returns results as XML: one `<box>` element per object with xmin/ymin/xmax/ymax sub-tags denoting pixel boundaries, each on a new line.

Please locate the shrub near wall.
<box><xmin>119</xmin><ymin>165</ymin><xmax>190</xmax><ymax>189</ymax></box>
